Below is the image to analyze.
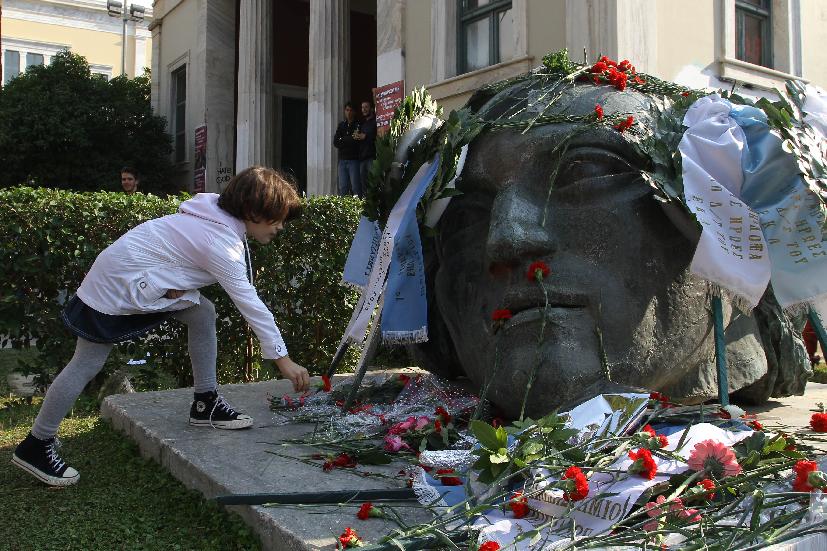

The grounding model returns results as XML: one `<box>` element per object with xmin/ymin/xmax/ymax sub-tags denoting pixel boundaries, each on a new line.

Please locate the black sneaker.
<box><xmin>11</xmin><ymin>433</ymin><xmax>80</xmax><ymax>487</ymax></box>
<box><xmin>189</xmin><ymin>391</ymin><xmax>253</xmax><ymax>429</ymax></box>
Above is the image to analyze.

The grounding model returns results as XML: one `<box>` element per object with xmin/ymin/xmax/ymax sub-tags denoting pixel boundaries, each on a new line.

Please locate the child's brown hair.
<box><xmin>218</xmin><ymin>166</ymin><xmax>302</xmax><ymax>223</ymax></box>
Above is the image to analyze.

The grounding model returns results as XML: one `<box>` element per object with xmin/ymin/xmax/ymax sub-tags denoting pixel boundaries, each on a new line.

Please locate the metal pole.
<box><xmin>712</xmin><ymin>296</ymin><xmax>729</xmax><ymax>406</ymax></box>
<box><xmin>808</xmin><ymin>308</ymin><xmax>827</xmax><ymax>357</ymax></box>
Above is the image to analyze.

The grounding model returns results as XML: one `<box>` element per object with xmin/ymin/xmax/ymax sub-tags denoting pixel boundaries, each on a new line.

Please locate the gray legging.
<box><xmin>31</xmin><ymin>298</ymin><xmax>218</xmax><ymax>440</ymax></box>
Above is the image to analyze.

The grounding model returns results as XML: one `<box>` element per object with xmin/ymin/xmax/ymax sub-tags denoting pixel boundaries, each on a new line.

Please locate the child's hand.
<box><xmin>274</xmin><ymin>357</ymin><xmax>310</xmax><ymax>392</ymax></box>
<box><xmin>165</xmin><ymin>289</ymin><xmax>186</xmax><ymax>299</ymax></box>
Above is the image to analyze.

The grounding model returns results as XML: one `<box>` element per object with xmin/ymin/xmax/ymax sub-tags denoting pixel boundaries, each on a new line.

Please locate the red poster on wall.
<box><xmin>372</xmin><ymin>80</ymin><xmax>404</xmax><ymax>137</ymax></box>
<box><xmin>193</xmin><ymin>125</ymin><xmax>207</xmax><ymax>193</ymax></box>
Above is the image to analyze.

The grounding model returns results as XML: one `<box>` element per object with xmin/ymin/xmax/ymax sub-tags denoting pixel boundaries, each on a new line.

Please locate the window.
<box><xmin>25</xmin><ymin>53</ymin><xmax>44</xmax><ymax>69</ymax></box>
<box><xmin>458</xmin><ymin>0</ymin><xmax>513</xmax><ymax>74</ymax></box>
<box><xmin>171</xmin><ymin>65</ymin><xmax>187</xmax><ymax>163</ymax></box>
<box><xmin>3</xmin><ymin>50</ymin><xmax>20</xmax><ymax>84</ymax></box>
<box><xmin>736</xmin><ymin>0</ymin><xmax>771</xmax><ymax>68</ymax></box>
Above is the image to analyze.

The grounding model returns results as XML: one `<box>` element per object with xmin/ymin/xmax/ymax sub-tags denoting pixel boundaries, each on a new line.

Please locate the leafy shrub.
<box><xmin>0</xmin><ymin>187</ymin><xmax>362</xmax><ymax>389</ymax></box>
<box><xmin>0</xmin><ymin>51</ymin><xmax>177</xmax><ymax>195</ymax></box>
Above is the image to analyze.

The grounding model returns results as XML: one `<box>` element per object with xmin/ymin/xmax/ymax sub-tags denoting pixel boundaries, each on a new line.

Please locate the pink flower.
<box><xmin>383</xmin><ymin>434</ymin><xmax>410</xmax><ymax>453</ymax></box>
<box><xmin>687</xmin><ymin>439</ymin><xmax>742</xmax><ymax>478</ymax></box>
<box><xmin>644</xmin><ymin>495</ymin><xmax>700</xmax><ymax>530</ymax></box>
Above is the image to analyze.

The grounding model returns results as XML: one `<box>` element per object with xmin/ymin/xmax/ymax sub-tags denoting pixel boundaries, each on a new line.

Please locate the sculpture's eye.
<box><xmin>438</xmin><ymin>194</ymin><xmax>492</xmax><ymax>244</ymax></box>
<box><xmin>553</xmin><ymin>148</ymin><xmax>638</xmax><ymax>189</ymax></box>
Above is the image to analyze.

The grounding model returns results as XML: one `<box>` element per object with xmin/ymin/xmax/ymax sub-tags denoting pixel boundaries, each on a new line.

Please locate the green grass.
<box><xmin>0</xmin><ymin>394</ymin><xmax>261</xmax><ymax>550</ymax></box>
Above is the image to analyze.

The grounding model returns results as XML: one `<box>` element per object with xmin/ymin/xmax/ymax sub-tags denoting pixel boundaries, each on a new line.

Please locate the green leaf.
<box><xmin>489</xmin><ymin>449</ymin><xmax>510</xmax><ymax>464</ymax></box>
<box><xmin>471</xmin><ymin>420</ymin><xmax>502</xmax><ymax>450</ymax></box>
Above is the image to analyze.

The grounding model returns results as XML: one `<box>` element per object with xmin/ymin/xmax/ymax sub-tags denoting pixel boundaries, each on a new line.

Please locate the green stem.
<box><xmin>473</xmin><ymin>337</ymin><xmax>502</xmax><ymax>421</ymax></box>
<box><xmin>519</xmin><ymin>280</ymin><xmax>549</xmax><ymax>421</ymax></box>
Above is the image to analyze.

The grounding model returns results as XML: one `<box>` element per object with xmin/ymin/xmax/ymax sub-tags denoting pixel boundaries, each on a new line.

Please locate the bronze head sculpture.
<box><xmin>401</xmin><ymin>67</ymin><xmax>811</xmax><ymax>419</ymax></box>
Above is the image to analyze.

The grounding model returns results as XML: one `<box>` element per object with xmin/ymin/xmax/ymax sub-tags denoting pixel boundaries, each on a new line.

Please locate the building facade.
<box><xmin>1</xmin><ymin>0</ymin><xmax>153</xmax><ymax>82</ymax></box>
<box><xmin>148</xmin><ymin>0</ymin><xmax>827</xmax><ymax>195</ymax></box>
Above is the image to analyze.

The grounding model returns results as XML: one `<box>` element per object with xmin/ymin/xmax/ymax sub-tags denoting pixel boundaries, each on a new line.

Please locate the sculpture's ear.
<box><xmin>407</xmin><ymin>239</ymin><xmax>465</xmax><ymax>380</ymax></box>
<box><xmin>659</xmin><ymin>199</ymin><xmax>701</xmax><ymax>244</ymax></box>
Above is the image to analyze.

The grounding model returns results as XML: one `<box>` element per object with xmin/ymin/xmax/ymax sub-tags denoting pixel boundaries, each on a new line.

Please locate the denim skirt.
<box><xmin>61</xmin><ymin>295</ymin><xmax>175</xmax><ymax>344</ymax></box>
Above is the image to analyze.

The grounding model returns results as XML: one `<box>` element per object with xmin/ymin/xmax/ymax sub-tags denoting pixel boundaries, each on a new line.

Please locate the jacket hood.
<box><xmin>178</xmin><ymin>193</ymin><xmax>246</xmax><ymax>238</ymax></box>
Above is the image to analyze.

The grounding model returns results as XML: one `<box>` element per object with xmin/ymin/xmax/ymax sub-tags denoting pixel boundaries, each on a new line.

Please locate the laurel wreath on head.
<box><xmin>363</xmin><ymin>50</ymin><xmax>827</xmax><ymax>234</ymax></box>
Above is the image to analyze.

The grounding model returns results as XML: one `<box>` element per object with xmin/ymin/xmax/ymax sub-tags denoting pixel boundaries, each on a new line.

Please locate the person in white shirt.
<box><xmin>12</xmin><ymin>166</ymin><xmax>310</xmax><ymax>487</ymax></box>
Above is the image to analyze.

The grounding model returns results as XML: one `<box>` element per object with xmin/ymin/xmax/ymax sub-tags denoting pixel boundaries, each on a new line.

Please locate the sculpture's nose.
<box><xmin>485</xmin><ymin>184</ymin><xmax>556</xmax><ymax>273</ymax></box>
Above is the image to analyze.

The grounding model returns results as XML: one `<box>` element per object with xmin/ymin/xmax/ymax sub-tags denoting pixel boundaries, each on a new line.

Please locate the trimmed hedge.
<box><xmin>0</xmin><ymin>186</ymin><xmax>362</xmax><ymax>389</ymax></box>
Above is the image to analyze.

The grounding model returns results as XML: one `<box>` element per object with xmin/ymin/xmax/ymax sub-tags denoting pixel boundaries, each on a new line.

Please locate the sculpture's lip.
<box><xmin>504</xmin><ymin>304</ymin><xmax>587</xmax><ymax>328</ymax></box>
<box><xmin>501</xmin><ymin>287</ymin><xmax>588</xmax><ymax>317</ymax></box>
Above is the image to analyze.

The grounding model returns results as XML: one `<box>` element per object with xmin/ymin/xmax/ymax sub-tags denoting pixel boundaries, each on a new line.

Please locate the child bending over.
<box><xmin>12</xmin><ymin>166</ymin><xmax>310</xmax><ymax>486</ymax></box>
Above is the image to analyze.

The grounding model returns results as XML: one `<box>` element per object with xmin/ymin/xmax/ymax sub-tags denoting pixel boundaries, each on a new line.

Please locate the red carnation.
<box><xmin>325</xmin><ymin>452</ymin><xmax>357</xmax><ymax>471</ymax></box>
<box><xmin>491</xmin><ymin>309</ymin><xmax>513</xmax><ymax>321</ymax></box>
<box><xmin>697</xmin><ymin>479</ymin><xmax>716</xmax><ymax>500</ymax></box>
<box><xmin>435</xmin><ymin>406</ymin><xmax>452</xmax><ymax>424</ymax></box>
<box><xmin>594</xmin><ymin>104</ymin><xmax>604</xmax><ymax>120</ymax></box>
<box><xmin>436</xmin><ymin>468</ymin><xmax>463</xmax><ymax>486</ymax></box>
<box><xmin>338</xmin><ymin>527</ymin><xmax>363</xmax><ymax>548</ymax></box>
<box><xmin>614</xmin><ymin>115</ymin><xmax>635</xmax><ymax>133</ymax></box>
<box><xmin>561</xmin><ymin>466</ymin><xmax>589</xmax><ymax>501</ymax></box>
<box><xmin>591</xmin><ymin>61</ymin><xmax>608</xmax><ymax>74</ymax></box>
<box><xmin>508</xmin><ymin>491</ymin><xmax>530</xmax><ymax>518</ymax></box>
<box><xmin>479</xmin><ymin>542</ymin><xmax>501</xmax><ymax>551</ymax></box>
<box><xmin>321</xmin><ymin>374</ymin><xmax>332</xmax><ymax>392</ymax></box>
<box><xmin>434</xmin><ymin>419</ymin><xmax>442</xmax><ymax>433</ymax></box>
<box><xmin>527</xmin><ymin>261</ymin><xmax>551</xmax><ymax>282</ymax></box>
<box><xmin>749</xmin><ymin>420</ymin><xmax>764</xmax><ymax>431</ymax></box>
<box><xmin>649</xmin><ymin>392</ymin><xmax>672</xmax><ymax>407</ymax></box>
<box><xmin>357</xmin><ymin>502</ymin><xmax>373</xmax><ymax>520</ymax></box>
<box><xmin>793</xmin><ymin>460</ymin><xmax>819</xmax><ymax>492</ymax></box>
<box><xmin>628</xmin><ymin>448</ymin><xmax>658</xmax><ymax>480</ymax></box>
<box><xmin>810</xmin><ymin>412</ymin><xmax>827</xmax><ymax>432</ymax></box>
<box><xmin>642</xmin><ymin>424</ymin><xmax>656</xmax><ymax>437</ymax></box>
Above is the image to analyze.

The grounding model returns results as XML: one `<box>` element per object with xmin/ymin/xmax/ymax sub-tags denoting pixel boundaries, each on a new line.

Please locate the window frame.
<box><xmin>457</xmin><ymin>0</ymin><xmax>513</xmax><ymax>75</ymax></box>
<box><xmin>3</xmin><ymin>50</ymin><xmax>21</xmax><ymax>85</ymax></box>
<box><xmin>170</xmin><ymin>64</ymin><xmax>188</xmax><ymax>164</ymax></box>
<box><xmin>735</xmin><ymin>0</ymin><xmax>772</xmax><ymax>68</ymax></box>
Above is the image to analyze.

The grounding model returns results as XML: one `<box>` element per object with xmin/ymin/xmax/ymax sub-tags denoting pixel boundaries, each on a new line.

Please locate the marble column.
<box><xmin>307</xmin><ymin>0</ymin><xmax>350</xmax><ymax>196</ymax></box>
<box><xmin>236</xmin><ymin>0</ymin><xmax>274</xmax><ymax>171</ymax></box>
<box><xmin>378</xmin><ymin>0</ymin><xmax>405</xmax><ymax>86</ymax></box>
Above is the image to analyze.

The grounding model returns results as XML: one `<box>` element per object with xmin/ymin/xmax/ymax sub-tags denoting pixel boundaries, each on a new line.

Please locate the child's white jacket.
<box><xmin>76</xmin><ymin>193</ymin><xmax>287</xmax><ymax>359</ymax></box>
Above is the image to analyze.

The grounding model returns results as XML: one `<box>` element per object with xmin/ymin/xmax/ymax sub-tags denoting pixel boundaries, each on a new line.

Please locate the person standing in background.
<box><xmin>354</xmin><ymin>100</ymin><xmax>376</xmax><ymax>198</ymax></box>
<box><xmin>333</xmin><ymin>102</ymin><xmax>361</xmax><ymax>196</ymax></box>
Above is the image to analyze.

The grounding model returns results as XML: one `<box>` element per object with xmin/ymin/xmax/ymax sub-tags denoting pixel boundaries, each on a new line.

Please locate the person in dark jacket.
<box><xmin>333</xmin><ymin>101</ymin><xmax>362</xmax><ymax>196</ymax></box>
<box><xmin>354</xmin><ymin>100</ymin><xmax>377</xmax><ymax>195</ymax></box>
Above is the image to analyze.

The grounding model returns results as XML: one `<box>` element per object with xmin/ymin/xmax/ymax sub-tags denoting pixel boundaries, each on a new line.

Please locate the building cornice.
<box><xmin>3</xmin><ymin>0</ymin><xmax>153</xmax><ymax>38</ymax></box>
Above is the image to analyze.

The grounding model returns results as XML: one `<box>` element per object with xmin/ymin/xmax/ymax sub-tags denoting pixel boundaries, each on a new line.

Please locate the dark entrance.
<box><xmin>281</xmin><ymin>96</ymin><xmax>308</xmax><ymax>194</ymax></box>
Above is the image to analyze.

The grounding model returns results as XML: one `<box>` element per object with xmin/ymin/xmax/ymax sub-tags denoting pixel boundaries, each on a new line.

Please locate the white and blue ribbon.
<box><xmin>341</xmin><ymin>216</ymin><xmax>381</xmax><ymax>290</ymax></box>
<box><xmin>679</xmin><ymin>93</ymin><xmax>827</xmax><ymax>316</ymax></box>
<box><xmin>344</xmin><ymin>156</ymin><xmax>441</xmax><ymax>344</ymax></box>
